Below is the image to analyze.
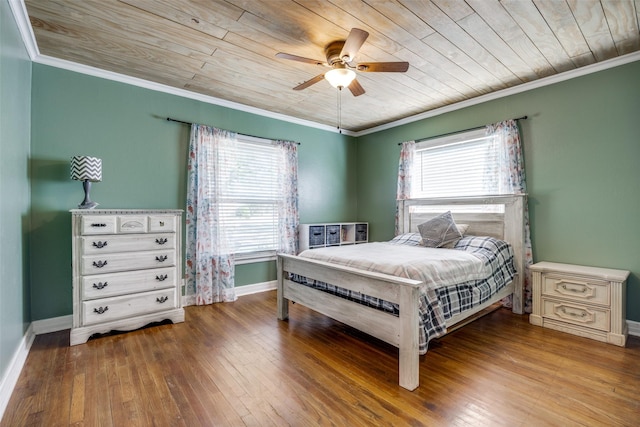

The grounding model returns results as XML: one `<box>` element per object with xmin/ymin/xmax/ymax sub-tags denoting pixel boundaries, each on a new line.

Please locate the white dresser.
<box><xmin>529</xmin><ymin>261</ymin><xmax>629</xmax><ymax>346</ymax></box>
<box><xmin>70</xmin><ymin>209</ymin><xmax>185</xmax><ymax>345</ymax></box>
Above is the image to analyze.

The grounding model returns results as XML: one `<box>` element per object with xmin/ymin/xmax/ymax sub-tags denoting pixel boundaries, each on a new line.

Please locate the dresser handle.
<box><xmin>155</xmin><ymin>255</ymin><xmax>168</xmax><ymax>262</ymax></box>
<box><xmin>92</xmin><ymin>241</ymin><xmax>108</xmax><ymax>249</ymax></box>
<box><xmin>91</xmin><ymin>223</ymin><xmax>107</xmax><ymax>227</ymax></box>
<box><xmin>155</xmin><ymin>238</ymin><xmax>168</xmax><ymax>245</ymax></box>
<box><xmin>93</xmin><ymin>306</ymin><xmax>109</xmax><ymax>314</ymax></box>
<box><xmin>92</xmin><ymin>260</ymin><xmax>108</xmax><ymax>268</ymax></box>
<box><xmin>561</xmin><ymin>284</ymin><xmax>587</xmax><ymax>293</ymax></box>
<box><xmin>156</xmin><ymin>296</ymin><xmax>169</xmax><ymax>303</ymax></box>
<box><xmin>92</xmin><ymin>282</ymin><xmax>108</xmax><ymax>290</ymax></box>
<box><xmin>559</xmin><ymin>307</ymin><xmax>587</xmax><ymax>318</ymax></box>
<box><xmin>156</xmin><ymin>274</ymin><xmax>168</xmax><ymax>281</ymax></box>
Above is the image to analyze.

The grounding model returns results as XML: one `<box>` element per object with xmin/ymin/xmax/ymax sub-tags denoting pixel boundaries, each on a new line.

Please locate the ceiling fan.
<box><xmin>276</xmin><ymin>28</ymin><xmax>409</xmax><ymax>97</ymax></box>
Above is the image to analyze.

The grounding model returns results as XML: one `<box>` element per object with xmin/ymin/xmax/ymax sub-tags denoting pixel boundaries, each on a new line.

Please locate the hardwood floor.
<box><xmin>3</xmin><ymin>290</ymin><xmax>639</xmax><ymax>426</ymax></box>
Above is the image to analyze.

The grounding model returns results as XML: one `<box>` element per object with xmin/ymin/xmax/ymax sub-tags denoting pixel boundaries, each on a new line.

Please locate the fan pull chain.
<box><xmin>337</xmin><ymin>87</ymin><xmax>342</xmax><ymax>134</ymax></box>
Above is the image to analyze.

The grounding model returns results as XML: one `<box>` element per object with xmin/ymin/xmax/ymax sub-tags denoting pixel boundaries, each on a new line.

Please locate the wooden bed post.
<box><xmin>398</xmin><ymin>284</ymin><xmax>420</xmax><ymax>391</ymax></box>
<box><xmin>276</xmin><ymin>255</ymin><xmax>289</xmax><ymax>320</ymax></box>
<box><xmin>503</xmin><ymin>195</ymin><xmax>526</xmax><ymax>315</ymax></box>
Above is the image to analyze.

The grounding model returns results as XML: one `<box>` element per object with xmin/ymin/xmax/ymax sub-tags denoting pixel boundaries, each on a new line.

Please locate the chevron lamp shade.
<box><xmin>70</xmin><ymin>156</ymin><xmax>102</xmax><ymax>182</ymax></box>
<box><xmin>70</xmin><ymin>156</ymin><xmax>102</xmax><ymax>209</ymax></box>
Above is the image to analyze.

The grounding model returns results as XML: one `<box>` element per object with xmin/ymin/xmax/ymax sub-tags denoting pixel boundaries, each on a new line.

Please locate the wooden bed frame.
<box><xmin>277</xmin><ymin>195</ymin><xmax>526</xmax><ymax>391</ymax></box>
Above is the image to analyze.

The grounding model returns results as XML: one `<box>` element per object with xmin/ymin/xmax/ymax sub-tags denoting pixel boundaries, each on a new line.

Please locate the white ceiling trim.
<box><xmin>354</xmin><ymin>51</ymin><xmax>640</xmax><ymax>137</ymax></box>
<box><xmin>10</xmin><ymin>0</ymin><xmax>640</xmax><ymax>137</ymax></box>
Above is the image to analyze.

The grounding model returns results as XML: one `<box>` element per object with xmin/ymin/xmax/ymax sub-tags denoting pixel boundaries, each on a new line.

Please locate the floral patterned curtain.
<box><xmin>395</xmin><ymin>140</ymin><xmax>415</xmax><ymax>235</ymax></box>
<box><xmin>185</xmin><ymin>124</ymin><xmax>237</xmax><ymax>305</ymax></box>
<box><xmin>486</xmin><ymin>119</ymin><xmax>533</xmax><ymax>312</ymax></box>
<box><xmin>275</xmin><ymin>140</ymin><xmax>299</xmax><ymax>255</ymax></box>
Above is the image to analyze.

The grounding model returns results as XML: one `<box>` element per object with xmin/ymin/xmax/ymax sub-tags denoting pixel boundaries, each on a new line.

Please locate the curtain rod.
<box><xmin>398</xmin><ymin>115</ymin><xmax>528</xmax><ymax>145</ymax></box>
<box><xmin>165</xmin><ymin>117</ymin><xmax>301</xmax><ymax>145</ymax></box>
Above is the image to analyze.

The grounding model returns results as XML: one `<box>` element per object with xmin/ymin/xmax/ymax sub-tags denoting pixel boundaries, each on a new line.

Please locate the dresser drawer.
<box><xmin>541</xmin><ymin>273</ymin><xmax>609</xmax><ymax>306</ymax></box>
<box><xmin>81</xmin><ymin>267</ymin><xmax>176</xmax><ymax>300</ymax></box>
<box><xmin>81</xmin><ymin>250</ymin><xmax>175</xmax><ymax>275</ymax></box>
<box><xmin>82</xmin><ymin>288</ymin><xmax>177</xmax><ymax>325</ymax></box>
<box><xmin>81</xmin><ymin>234</ymin><xmax>176</xmax><ymax>255</ymax></box>
<box><xmin>149</xmin><ymin>215</ymin><xmax>177</xmax><ymax>233</ymax></box>
<box><xmin>542</xmin><ymin>299</ymin><xmax>610</xmax><ymax>332</ymax></box>
<box><xmin>118</xmin><ymin>216</ymin><xmax>148</xmax><ymax>233</ymax></box>
<box><xmin>81</xmin><ymin>215</ymin><xmax>117</xmax><ymax>235</ymax></box>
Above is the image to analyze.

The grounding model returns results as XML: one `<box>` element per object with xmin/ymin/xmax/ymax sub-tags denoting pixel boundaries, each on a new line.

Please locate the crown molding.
<box><xmin>10</xmin><ymin>0</ymin><xmax>639</xmax><ymax>137</ymax></box>
<box><xmin>353</xmin><ymin>51</ymin><xmax>640</xmax><ymax>137</ymax></box>
<box><xmin>9</xmin><ymin>1</ymin><xmax>352</xmax><ymax>135</ymax></box>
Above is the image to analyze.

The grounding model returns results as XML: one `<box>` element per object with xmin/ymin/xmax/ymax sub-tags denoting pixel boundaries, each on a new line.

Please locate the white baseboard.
<box><xmin>628</xmin><ymin>320</ymin><xmax>640</xmax><ymax>337</ymax></box>
<box><xmin>31</xmin><ymin>315</ymin><xmax>72</xmax><ymax>335</ymax></box>
<box><xmin>0</xmin><ymin>324</ymin><xmax>35</xmax><ymax>422</ymax></box>
<box><xmin>181</xmin><ymin>280</ymin><xmax>276</xmax><ymax>307</ymax></box>
<box><xmin>235</xmin><ymin>280</ymin><xmax>277</xmax><ymax>296</ymax></box>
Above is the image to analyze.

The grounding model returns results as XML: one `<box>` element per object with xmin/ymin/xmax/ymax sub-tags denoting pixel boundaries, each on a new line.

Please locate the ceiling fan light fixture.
<box><xmin>325</xmin><ymin>68</ymin><xmax>356</xmax><ymax>89</ymax></box>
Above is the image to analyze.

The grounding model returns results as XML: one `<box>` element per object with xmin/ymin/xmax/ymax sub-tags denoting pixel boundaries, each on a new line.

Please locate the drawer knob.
<box><xmin>93</xmin><ymin>306</ymin><xmax>109</xmax><ymax>314</ymax></box>
<box><xmin>155</xmin><ymin>238</ymin><xmax>168</xmax><ymax>245</ymax></box>
<box><xmin>92</xmin><ymin>241</ymin><xmax>108</xmax><ymax>249</ymax></box>
<box><xmin>90</xmin><ymin>223</ymin><xmax>107</xmax><ymax>227</ymax></box>
<box><xmin>92</xmin><ymin>260</ymin><xmax>108</xmax><ymax>268</ymax></box>
<box><xmin>155</xmin><ymin>255</ymin><xmax>168</xmax><ymax>262</ymax></box>
<box><xmin>156</xmin><ymin>296</ymin><xmax>169</xmax><ymax>303</ymax></box>
<box><xmin>92</xmin><ymin>282</ymin><xmax>108</xmax><ymax>290</ymax></box>
<box><xmin>156</xmin><ymin>274</ymin><xmax>168</xmax><ymax>282</ymax></box>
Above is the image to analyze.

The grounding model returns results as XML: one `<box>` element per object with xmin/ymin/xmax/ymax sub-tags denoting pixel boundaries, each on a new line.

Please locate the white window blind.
<box><xmin>216</xmin><ymin>136</ymin><xmax>280</xmax><ymax>257</ymax></box>
<box><xmin>413</xmin><ymin>129</ymin><xmax>505</xmax><ymax>198</ymax></box>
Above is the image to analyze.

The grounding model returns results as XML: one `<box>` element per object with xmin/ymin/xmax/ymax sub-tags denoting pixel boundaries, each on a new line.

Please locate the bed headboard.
<box><xmin>398</xmin><ymin>195</ymin><xmax>526</xmax><ymax>314</ymax></box>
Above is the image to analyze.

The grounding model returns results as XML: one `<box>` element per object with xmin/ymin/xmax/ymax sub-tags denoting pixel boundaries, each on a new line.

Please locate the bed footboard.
<box><xmin>277</xmin><ymin>254</ymin><xmax>422</xmax><ymax>391</ymax></box>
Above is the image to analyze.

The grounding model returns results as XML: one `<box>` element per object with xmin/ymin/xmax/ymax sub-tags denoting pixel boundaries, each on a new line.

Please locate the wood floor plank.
<box><xmin>2</xmin><ymin>290</ymin><xmax>639</xmax><ymax>426</ymax></box>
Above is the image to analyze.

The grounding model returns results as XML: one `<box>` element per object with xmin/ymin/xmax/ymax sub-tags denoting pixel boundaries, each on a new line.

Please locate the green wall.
<box><xmin>30</xmin><ymin>64</ymin><xmax>356</xmax><ymax>320</ymax></box>
<box><xmin>22</xmin><ymin>43</ymin><xmax>640</xmax><ymax>326</ymax></box>
<box><xmin>0</xmin><ymin>0</ymin><xmax>32</xmax><ymax>384</ymax></box>
<box><xmin>356</xmin><ymin>60</ymin><xmax>640</xmax><ymax>321</ymax></box>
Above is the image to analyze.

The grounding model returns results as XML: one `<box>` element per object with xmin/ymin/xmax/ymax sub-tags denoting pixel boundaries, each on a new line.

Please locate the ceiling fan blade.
<box><xmin>276</xmin><ymin>52</ymin><xmax>327</xmax><ymax>66</ymax></box>
<box><xmin>348</xmin><ymin>79</ymin><xmax>365</xmax><ymax>97</ymax></box>
<box><xmin>293</xmin><ymin>74</ymin><xmax>325</xmax><ymax>90</ymax></box>
<box><xmin>356</xmin><ymin>62</ymin><xmax>410</xmax><ymax>72</ymax></box>
<box><xmin>340</xmin><ymin>28</ymin><xmax>369</xmax><ymax>62</ymax></box>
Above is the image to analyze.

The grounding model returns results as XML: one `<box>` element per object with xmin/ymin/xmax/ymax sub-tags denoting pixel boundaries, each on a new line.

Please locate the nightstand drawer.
<box><xmin>541</xmin><ymin>299</ymin><xmax>610</xmax><ymax>332</ymax></box>
<box><xmin>81</xmin><ymin>234</ymin><xmax>176</xmax><ymax>255</ymax></box>
<box><xmin>81</xmin><ymin>250</ymin><xmax>175</xmax><ymax>275</ymax></box>
<box><xmin>81</xmin><ymin>267</ymin><xmax>176</xmax><ymax>300</ymax></box>
<box><xmin>82</xmin><ymin>288</ymin><xmax>177</xmax><ymax>325</ymax></box>
<box><xmin>541</xmin><ymin>274</ymin><xmax>609</xmax><ymax>306</ymax></box>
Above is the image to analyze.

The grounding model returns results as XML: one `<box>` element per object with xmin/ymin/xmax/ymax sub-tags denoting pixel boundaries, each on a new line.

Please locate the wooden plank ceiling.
<box><xmin>24</xmin><ymin>0</ymin><xmax>640</xmax><ymax>132</ymax></box>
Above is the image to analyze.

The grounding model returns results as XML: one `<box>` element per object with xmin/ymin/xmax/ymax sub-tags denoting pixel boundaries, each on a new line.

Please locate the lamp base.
<box><xmin>77</xmin><ymin>179</ymin><xmax>99</xmax><ymax>209</ymax></box>
<box><xmin>78</xmin><ymin>201</ymin><xmax>99</xmax><ymax>209</ymax></box>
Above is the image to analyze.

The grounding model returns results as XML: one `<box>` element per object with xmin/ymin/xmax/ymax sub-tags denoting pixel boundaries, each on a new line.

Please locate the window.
<box><xmin>217</xmin><ymin>135</ymin><xmax>280</xmax><ymax>261</ymax></box>
<box><xmin>413</xmin><ymin>128</ymin><xmax>507</xmax><ymax>198</ymax></box>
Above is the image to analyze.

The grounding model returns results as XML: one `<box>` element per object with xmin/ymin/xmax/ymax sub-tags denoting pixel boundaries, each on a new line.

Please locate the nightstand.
<box><xmin>529</xmin><ymin>261</ymin><xmax>629</xmax><ymax>346</ymax></box>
